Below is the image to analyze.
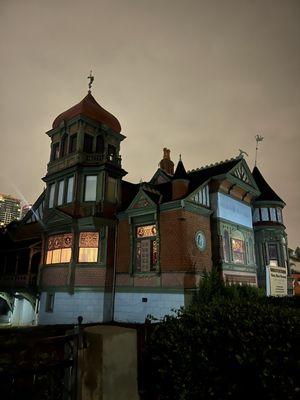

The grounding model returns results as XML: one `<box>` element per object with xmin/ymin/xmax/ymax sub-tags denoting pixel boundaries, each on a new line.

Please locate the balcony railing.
<box><xmin>0</xmin><ymin>274</ymin><xmax>37</xmax><ymax>289</ymax></box>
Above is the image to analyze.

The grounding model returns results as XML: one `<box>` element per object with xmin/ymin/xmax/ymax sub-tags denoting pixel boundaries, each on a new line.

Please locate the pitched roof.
<box><xmin>174</xmin><ymin>160</ymin><xmax>188</xmax><ymax>179</ymax></box>
<box><xmin>52</xmin><ymin>92</ymin><xmax>121</xmax><ymax>133</ymax></box>
<box><xmin>252</xmin><ymin>166</ymin><xmax>285</xmax><ymax>204</ymax></box>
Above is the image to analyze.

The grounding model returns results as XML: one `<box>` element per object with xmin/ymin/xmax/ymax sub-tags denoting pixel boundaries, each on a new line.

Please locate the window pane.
<box><xmin>223</xmin><ymin>231</ymin><xmax>230</xmax><ymax>262</ymax></box>
<box><xmin>69</xmin><ymin>134</ymin><xmax>77</xmax><ymax>153</ymax></box>
<box><xmin>52</xmin><ymin>249</ymin><xmax>61</xmax><ymax>264</ymax></box>
<box><xmin>137</xmin><ymin>225</ymin><xmax>157</xmax><ymax>238</ymax></box>
<box><xmin>268</xmin><ymin>244</ymin><xmax>278</xmax><ymax>261</ymax></box>
<box><xmin>140</xmin><ymin>240</ymin><xmax>151</xmax><ymax>272</ymax></box>
<box><xmin>46</xmin><ymin>251</ymin><xmax>53</xmax><ymax>264</ymax></box>
<box><xmin>61</xmin><ymin>248</ymin><xmax>71</xmax><ymax>263</ymax></box>
<box><xmin>66</xmin><ymin>176</ymin><xmax>74</xmax><ymax>203</ymax></box>
<box><xmin>261</xmin><ymin>208</ymin><xmax>269</xmax><ymax>221</ymax></box>
<box><xmin>49</xmin><ymin>184</ymin><xmax>55</xmax><ymax>208</ymax></box>
<box><xmin>107</xmin><ymin>177</ymin><xmax>116</xmax><ymax>203</ymax></box>
<box><xmin>84</xmin><ymin>175</ymin><xmax>97</xmax><ymax>201</ymax></box>
<box><xmin>206</xmin><ymin>185</ymin><xmax>210</xmax><ymax>206</ymax></box>
<box><xmin>253</xmin><ymin>208</ymin><xmax>260</xmax><ymax>222</ymax></box>
<box><xmin>57</xmin><ymin>180</ymin><xmax>64</xmax><ymax>205</ymax></box>
<box><xmin>276</xmin><ymin>208</ymin><xmax>283</xmax><ymax>223</ymax></box>
<box><xmin>78</xmin><ymin>248</ymin><xmax>98</xmax><ymax>262</ymax></box>
<box><xmin>231</xmin><ymin>238</ymin><xmax>245</xmax><ymax>264</ymax></box>
<box><xmin>270</xmin><ymin>208</ymin><xmax>277</xmax><ymax>222</ymax></box>
<box><xmin>83</xmin><ymin>134</ymin><xmax>93</xmax><ymax>153</ymax></box>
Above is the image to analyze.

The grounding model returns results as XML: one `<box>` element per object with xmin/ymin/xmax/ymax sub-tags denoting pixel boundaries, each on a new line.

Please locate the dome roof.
<box><xmin>52</xmin><ymin>92</ymin><xmax>121</xmax><ymax>133</ymax></box>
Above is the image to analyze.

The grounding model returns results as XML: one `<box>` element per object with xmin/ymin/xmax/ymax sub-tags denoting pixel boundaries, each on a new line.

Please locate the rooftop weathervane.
<box><xmin>87</xmin><ymin>70</ymin><xmax>94</xmax><ymax>93</ymax></box>
<box><xmin>254</xmin><ymin>134</ymin><xmax>264</xmax><ymax>167</ymax></box>
<box><xmin>238</xmin><ymin>149</ymin><xmax>249</xmax><ymax>158</ymax></box>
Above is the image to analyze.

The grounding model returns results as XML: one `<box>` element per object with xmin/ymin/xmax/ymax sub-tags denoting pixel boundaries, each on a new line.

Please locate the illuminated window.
<box><xmin>231</xmin><ymin>238</ymin><xmax>245</xmax><ymax>264</ymax></box>
<box><xmin>136</xmin><ymin>225</ymin><xmax>158</xmax><ymax>272</ymax></box>
<box><xmin>66</xmin><ymin>176</ymin><xmax>74</xmax><ymax>203</ymax></box>
<box><xmin>57</xmin><ymin>180</ymin><xmax>64</xmax><ymax>205</ymax></box>
<box><xmin>78</xmin><ymin>232</ymin><xmax>99</xmax><ymax>263</ymax></box>
<box><xmin>48</xmin><ymin>184</ymin><xmax>55</xmax><ymax>208</ymax></box>
<box><xmin>84</xmin><ymin>175</ymin><xmax>97</xmax><ymax>201</ymax></box>
<box><xmin>46</xmin><ymin>234</ymin><xmax>73</xmax><ymax>264</ymax></box>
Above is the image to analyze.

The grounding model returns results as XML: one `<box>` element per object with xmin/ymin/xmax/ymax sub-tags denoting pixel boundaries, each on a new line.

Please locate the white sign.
<box><xmin>266</xmin><ymin>265</ymin><xmax>287</xmax><ymax>297</ymax></box>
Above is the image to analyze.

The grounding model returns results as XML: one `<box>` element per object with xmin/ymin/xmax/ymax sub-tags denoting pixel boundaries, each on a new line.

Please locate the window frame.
<box><xmin>135</xmin><ymin>224</ymin><xmax>158</xmax><ymax>273</ymax></box>
<box><xmin>84</xmin><ymin>175</ymin><xmax>97</xmax><ymax>202</ymax></box>
<box><xmin>78</xmin><ymin>232</ymin><xmax>99</xmax><ymax>263</ymax></box>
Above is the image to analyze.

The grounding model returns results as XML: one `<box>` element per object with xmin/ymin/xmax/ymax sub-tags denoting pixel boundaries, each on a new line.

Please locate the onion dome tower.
<box><xmin>38</xmin><ymin>74</ymin><xmax>127</xmax><ymax>324</ymax></box>
<box><xmin>252</xmin><ymin>166</ymin><xmax>289</xmax><ymax>290</ymax></box>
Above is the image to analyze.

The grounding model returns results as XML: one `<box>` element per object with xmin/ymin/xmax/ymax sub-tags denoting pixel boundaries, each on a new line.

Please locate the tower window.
<box><xmin>48</xmin><ymin>184</ymin><xmax>55</xmax><ymax>208</ymax></box>
<box><xmin>276</xmin><ymin>208</ymin><xmax>283</xmax><ymax>223</ymax></box>
<box><xmin>78</xmin><ymin>232</ymin><xmax>99</xmax><ymax>263</ymax></box>
<box><xmin>260</xmin><ymin>207</ymin><xmax>269</xmax><ymax>221</ymax></box>
<box><xmin>96</xmin><ymin>135</ymin><xmax>104</xmax><ymax>153</ymax></box>
<box><xmin>60</xmin><ymin>135</ymin><xmax>67</xmax><ymax>157</ymax></box>
<box><xmin>83</xmin><ymin>134</ymin><xmax>94</xmax><ymax>153</ymax></box>
<box><xmin>135</xmin><ymin>225</ymin><xmax>158</xmax><ymax>272</ymax></box>
<box><xmin>51</xmin><ymin>143</ymin><xmax>60</xmax><ymax>161</ymax></box>
<box><xmin>84</xmin><ymin>175</ymin><xmax>97</xmax><ymax>201</ymax></box>
<box><xmin>57</xmin><ymin>180</ymin><xmax>64</xmax><ymax>206</ymax></box>
<box><xmin>66</xmin><ymin>176</ymin><xmax>74</xmax><ymax>203</ymax></box>
<box><xmin>268</xmin><ymin>243</ymin><xmax>279</xmax><ymax>266</ymax></box>
<box><xmin>108</xmin><ymin>145</ymin><xmax>116</xmax><ymax>162</ymax></box>
<box><xmin>46</xmin><ymin>233</ymin><xmax>73</xmax><ymax>264</ymax></box>
<box><xmin>69</xmin><ymin>134</ymin><xmax>77</xmax><ymax>153</ymax></box>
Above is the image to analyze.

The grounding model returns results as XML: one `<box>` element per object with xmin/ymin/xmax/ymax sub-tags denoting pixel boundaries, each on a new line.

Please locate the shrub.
<box><xmin>146</xmin><ymin>272</ymin><xmax>300</xmax><ymax>400</ymax></box>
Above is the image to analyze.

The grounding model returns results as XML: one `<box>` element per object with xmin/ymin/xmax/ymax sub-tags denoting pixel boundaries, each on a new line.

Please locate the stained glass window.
<box><xmin>231</xmin><ymin>238</ymin><xmax>245</xmax><ymax>264</ymax></box>
<box><xmin>78</xmin><ymin>232</ymin><xmax>99</xmax><ymax>263</ymax></box>
<box><xmin>136</xmin><ymin>225</ymin><xmax>158</xmax><ymax>272</ymax></box>
<box><xmin>46</xmin><ymin>233</ymin><xmax>73</xmax><ymax>264</ymax></box>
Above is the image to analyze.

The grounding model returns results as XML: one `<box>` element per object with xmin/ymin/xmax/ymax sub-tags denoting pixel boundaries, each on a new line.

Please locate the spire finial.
<box><xmin>179</xmin><ymin>154</ymin><xmax>182</xmax><ymax>161</ymax></box>
<box><xmin>254</xmin><ymin>133</ymin><xmax>264</xmax><ymax>167</ymax></box>
<box><xmin>87</xmin><ymin>70</ymin><xmax>94</xmax><ymax>93</ymax></box>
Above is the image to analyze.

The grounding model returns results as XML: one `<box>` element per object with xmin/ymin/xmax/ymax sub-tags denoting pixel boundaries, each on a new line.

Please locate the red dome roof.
<box><xmin>52</xmin><ymin>92</ymin><xmax>121</xmax><ymax>133</ymax></box>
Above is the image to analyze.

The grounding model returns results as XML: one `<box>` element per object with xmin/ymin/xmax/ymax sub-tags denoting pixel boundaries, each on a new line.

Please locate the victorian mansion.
<box><xmin>0</xmin><ymin>87</ymin><xmax>289</xmax><ymax>325</ymax></box>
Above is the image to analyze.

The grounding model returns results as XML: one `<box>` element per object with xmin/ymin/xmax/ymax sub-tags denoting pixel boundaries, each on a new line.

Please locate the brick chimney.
<box><xmin>159</xmin><ymin>148</ymin><xmax>174</xmax><ymax>175</ymax></box>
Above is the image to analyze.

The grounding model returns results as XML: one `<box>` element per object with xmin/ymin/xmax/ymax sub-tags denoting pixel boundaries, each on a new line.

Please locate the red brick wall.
<box><xmin>160</xmin><ymin>209</ymin><xmax>212</xmax><ymax>273</ymax></box>
<box><xmin>41</xmin><ymin>267</ymin><xmax>68</xmax><ymax>287</ymax></box>
<box><xmin>116</xmin><ymin>219</ymin><xmax>131</xmax><ymax>273</ymax></box>
<box><xmin>75</xmin><ymin>267</ymin><xmax>111</xmax><ymax>287</ymax></box>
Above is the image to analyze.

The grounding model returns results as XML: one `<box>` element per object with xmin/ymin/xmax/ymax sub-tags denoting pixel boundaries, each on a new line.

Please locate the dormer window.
<box><xmin>83</xmin><ymin>134</ymin><xmax>93</xmax><ymax>153</ymax></box>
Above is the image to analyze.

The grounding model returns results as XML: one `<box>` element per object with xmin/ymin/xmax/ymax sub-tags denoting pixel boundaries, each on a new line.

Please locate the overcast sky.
<box><xmin>0</xmin><ymin>0</ymin><xmax>299</xmax><ymax>248</ymax></box>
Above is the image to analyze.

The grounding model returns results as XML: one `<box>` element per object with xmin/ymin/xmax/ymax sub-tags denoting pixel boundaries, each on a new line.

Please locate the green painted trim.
<box><xmin>126</xmin><ymin>206</ymin><xmax>157</xmax><ymax>218</ymax></box>
<box><xmin>184</xmin><ymin>201</ymin><xmax>213</xmax><ymax>216</ymax></box>
<box><xmin>159</xmin><ymin>200</ymin><xmax>183</xmax><ymax>211</ymax></box>
<box><xmin>228</xmin><ymin>158</ymin><xmax>260</xmax><ymax>194</ymax></box>
<box><xmin>212</xmin><ymin>216</ymin><xmax>254</xmax><ymax>232</ymax></box>
<box><xmin>221</xmin><ymin>263</ymin><xmax>257</xmax><ymax>273</ymax></box>
<box><xmin>126</xmin><ymin>188</ymin><xmax>156</xmax><ymax>211</ymax></box>
<box><xmin>253</xmin><ymin>200</ymin><xmax>285</xmax><ymax>207</ymax></box>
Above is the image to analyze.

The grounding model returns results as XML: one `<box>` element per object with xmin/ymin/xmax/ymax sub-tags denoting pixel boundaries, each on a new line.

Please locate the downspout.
<box><xmin>111</xmin><ymin>220</ymin><xmax>118</xmax><ymax>322</ymax></box>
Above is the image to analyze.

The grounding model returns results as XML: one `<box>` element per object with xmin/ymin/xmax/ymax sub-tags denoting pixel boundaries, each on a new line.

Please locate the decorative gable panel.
<box><xmin>128</xmin><ymin>190</ymin><xmax>155</xmax><ymax>211</ymax></box>
<box><xmin>190</xmin><ymin>185</ymin><xmax>210</xmax><ymax>207</ymax></box>
<box><xmin>232</xmin><ymin>164</ymin><xmax>251</xmax><ymax>185</ymax></box>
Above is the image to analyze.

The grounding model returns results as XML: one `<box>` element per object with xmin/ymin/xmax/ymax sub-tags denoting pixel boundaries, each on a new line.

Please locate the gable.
<box><xmin>150</xmin><ymin>168</ymin><xmax>172</xmax><ymax>184</ymax></box>
<box><xmin>188</xmin><ymin>184</ymin><xmax>210</xmax><ymax>208</ymax></box>
<box><xmin>228</xmin><ymin>159</ymin><xmax>259</xmax><ymax>193</ymax></box>
<box><xmin>127</xmin><ymin>189</ymin><xmax>156</xmax><ymax>211</ymax></box>
<box><xmin>43</xmin><ymin>208</ymin><xmax>73</xmax><ymax>227</ymax></box>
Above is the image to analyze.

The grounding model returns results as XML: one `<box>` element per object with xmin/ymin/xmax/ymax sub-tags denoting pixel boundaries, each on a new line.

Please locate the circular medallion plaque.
<box><xmin>195</xmin><ymin>231</ymin><xmax>206</xmax><ymax>252</ymax></box>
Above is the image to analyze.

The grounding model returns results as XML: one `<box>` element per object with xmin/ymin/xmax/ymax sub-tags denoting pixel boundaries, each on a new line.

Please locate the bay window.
<box><xmin>84</xmin><ymin>175</ymin><xmax>97</xmax><ymax>201</ymax></box>
<box><xmin>57</xmin><ymin>180</ymin><xmax>64</xmax><ymax>205</ymax></box>
<box><xmin>66</xmin><ymin>176</ymin><xmax>74</xmax><ymax>203</ymax></box>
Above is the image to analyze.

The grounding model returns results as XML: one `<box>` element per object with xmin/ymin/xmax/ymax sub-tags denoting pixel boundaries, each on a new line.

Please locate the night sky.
<box><xmin>0</xmin><ymin>0</ymin><xmax>299</xmax><ymax>248</ymax></box>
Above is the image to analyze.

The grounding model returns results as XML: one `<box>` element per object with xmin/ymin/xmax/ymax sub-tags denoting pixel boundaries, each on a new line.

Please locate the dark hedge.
<box><xmin>145</xmin><ymin>273</ymin><xmax>300</xmax><ymax>400</ymax></box>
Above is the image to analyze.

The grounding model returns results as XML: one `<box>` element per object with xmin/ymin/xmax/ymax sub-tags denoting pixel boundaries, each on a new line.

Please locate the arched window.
<box><xmin>96</xmin><ymin>135</ymin><xmax>104</xmax><ymax>153</ymax></box>
<box><xmin>223</xmin><ymin>230</ymin><xmax>230</xmax><ymax>263</ymax></box>
<box><xmin>231</xmin><ymin>230</ymin><xmax>245</xmax><ymax>264</ymax></box>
